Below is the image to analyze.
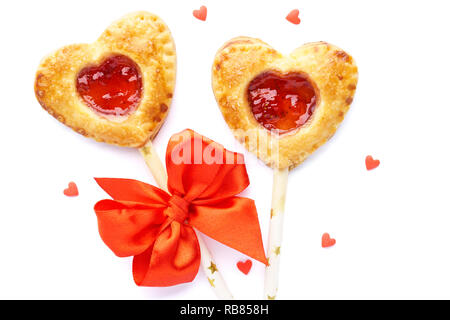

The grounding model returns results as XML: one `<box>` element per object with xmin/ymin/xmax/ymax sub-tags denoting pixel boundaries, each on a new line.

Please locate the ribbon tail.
<box><xmin>190</xmin><ymin>197</ymin><xmax>268</xmax><ymax>265</ymax></box>
<box><xmin>132</xmin><ymin>222</ymin><xmax>201</xmax><ymax>287</ymax></box>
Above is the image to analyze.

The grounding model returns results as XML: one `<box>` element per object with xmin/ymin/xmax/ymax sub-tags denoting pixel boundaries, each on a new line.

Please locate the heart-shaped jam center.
<box><xmin>76</xmin><ymin>54</ymin><xmax>143</xmax><ymax>117</ymax></box>
<box><xmin>247</xmin><ymin>71</ymin><xmax>317</xmax><ymax>134</ymax></box>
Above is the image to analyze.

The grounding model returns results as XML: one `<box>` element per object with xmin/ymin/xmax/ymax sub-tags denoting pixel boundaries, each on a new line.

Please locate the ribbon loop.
<box><xmin>167</xmin><ymin>194</ymin><xmax>190</xmax><ymax>223</ymax></box>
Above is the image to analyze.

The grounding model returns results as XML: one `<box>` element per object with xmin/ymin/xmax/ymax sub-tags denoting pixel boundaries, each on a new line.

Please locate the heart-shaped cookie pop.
<box><xmin>35</xmin><ymin>11</ymin><xmax>176</xmax><ymax>148</ymax></box>
<box><xmin>212</xmin><ymin>37</ymin><xmax>358</xmax><ymax>299</ymax></box>
<box><xmin>212</xmin><ymin>37</ymin><xmax>358</xmax><ymax>169</ymax></box>
<box><xmin>34</xmin><ymin>13</ymin><xmax>235</xmax><ymax>299</ymax></box>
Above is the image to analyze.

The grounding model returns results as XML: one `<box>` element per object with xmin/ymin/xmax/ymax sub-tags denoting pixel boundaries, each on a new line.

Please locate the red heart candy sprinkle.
<box><xmin>193</xmin><ymin>6</ymin><xmax>207</xmax><ymax>21</ymax></box>
<box><xmin>237</xmin><ymin>259</ymin><xmax>252</xmax><ymax>275</ymax></box>
<box><xmin>322</xmin><ymin>233</ymin><xmax>336</xmax><ymax>248</ymax></box>
<box><xmin>286</xmin><ymin>9</ymin><xmax>301</xmax><ymax>25</ymax></box>
<box><xmin>365</xmin><ymin>155</ymin><xmax>380</xmax><ymax>170</ymax></box>
<box><xmin>64</xmin><ymin>182</ymin><xmax>79</xmax><ymax>197</ymax></box>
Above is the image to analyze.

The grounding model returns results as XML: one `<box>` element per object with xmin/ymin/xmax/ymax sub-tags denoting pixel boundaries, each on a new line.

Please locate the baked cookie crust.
<box><xmin>212</xmin><ymin>37</ymin><xmax>358</xmax><ymax>169</ymax></box>
<box><xmin>35</xmin><ymin>11</ymin><xmax>176</xmax><ymax>147</ymax></box>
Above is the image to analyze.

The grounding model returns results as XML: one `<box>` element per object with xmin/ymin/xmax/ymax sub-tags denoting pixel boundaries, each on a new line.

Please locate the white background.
<box><xmin>1</xmin><ymin>0</ymin><xmax>449</xmax><ymax>300</ymax></box>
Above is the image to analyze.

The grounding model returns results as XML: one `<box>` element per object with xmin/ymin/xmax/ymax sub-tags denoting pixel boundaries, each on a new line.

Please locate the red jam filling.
<box><xmin>247</xmin><ymin>71</ymin><xmax>317</xmax><ymax>134</ymax></box>
<box><xmin>76</xmin><ymin>54</ymin><xmax>143</xmax><ymax>117</ymax></box>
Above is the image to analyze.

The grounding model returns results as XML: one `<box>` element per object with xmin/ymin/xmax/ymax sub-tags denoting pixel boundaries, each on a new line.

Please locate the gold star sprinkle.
<box><xmin>142</xmin><ymin>146</ymin><xmax>151</xmax><ymax>155</ymax></box>
<box><xmin>267</xmin><ymin>295</ymin><xmax>276</xmax><ymax>300</ymax></box>
<box><xmin>270</xmin><ymin>209</ymin><xmax>275</xmax><ymax>219</ymax></box>
<box><xmin>208</xmin><ymin>277</ymin><xmax>215</xmax><ymax>288</ymax></box>
<box><xmin>208</xmin><ymin>262</ymin><xmax>218</xmax><ymax>274</ymax></box>
<box><xmin>274</xmin><ymin>246</ymin><xmax>281</xmax><ymax>256</ymax></box>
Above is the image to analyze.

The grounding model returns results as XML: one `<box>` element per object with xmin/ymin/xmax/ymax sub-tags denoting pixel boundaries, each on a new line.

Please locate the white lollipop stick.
<box><xmin>140</xmin><ymin>140</ymin><xmax>234</xmax><ymax>299</ymax></box>
<box><xmin>264</xmin><ymin>167</ymin><xmax>289</xmax><ymax>300</ymax></box>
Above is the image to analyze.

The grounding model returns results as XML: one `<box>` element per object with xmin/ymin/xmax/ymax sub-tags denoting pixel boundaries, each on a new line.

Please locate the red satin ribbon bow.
<box><xmin>94</xmin><ymin>129</ymin><xmax>267</xmax><ymax>287</ymax></box>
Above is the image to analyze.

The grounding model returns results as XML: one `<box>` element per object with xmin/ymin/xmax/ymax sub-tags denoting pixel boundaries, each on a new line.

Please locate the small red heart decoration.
<box><xmin>286</xmin><ymin>9</ymin><xmax>301</xmax><ymax>25</ymax></box>
<box><xmin>193</xmin><ymin>6</ymin><xmax>207</xmax><ymax>21</ymax></box>
<box><xmin>322</xmin><ymin>233</ymin><xmax>336</xmax><ymax>248</ymax></box>
<box><xmin>237</xmin><ymin>259</ymin><xmax>252</xmax><ymax>275</ymax></box>
<box><xmin>365</xmin><ymin>155</ymin><xmax>380</xmax><ymax>170</ymax></box>
<box><xmin>64</xmin><ymin>182</ymin><xmax>79</xmax><ymax>197</ymax></box>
